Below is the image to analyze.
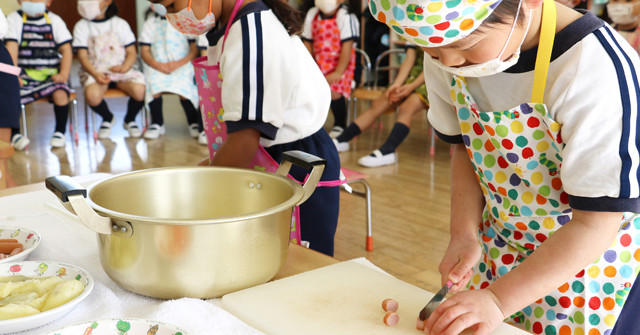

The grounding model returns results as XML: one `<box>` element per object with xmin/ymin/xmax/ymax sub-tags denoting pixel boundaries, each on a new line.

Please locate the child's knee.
<box><xmin>84</xmin><ymin>87</ymin><xmax>103</xmax><ymax>107</ymax></box>
<box><xmin>130</xmin><ymin>83</ymin><xmax>146</xmax><ymax>101</ymax></box>
<box><xmin>51</xmin><ymin>89</ymin><xmax>69</xmax><ymax>105</ymax></box>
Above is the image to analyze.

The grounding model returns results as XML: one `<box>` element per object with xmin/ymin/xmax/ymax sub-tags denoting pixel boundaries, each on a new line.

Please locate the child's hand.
<box><xmin>439</xmin><ymin>234</ymin><xmax>481</xmax><ymax>294</ymax></box>
<box><xmin>420</xmin><ymin>289</ymin><xmax>505</xmax><ymax>335</ymax></box>
<box><xmin>325</xmin><ymin>71</ymin><xmax>342</xmax><ymax>85</ymax></box>
<box><xmin>51</xmin><ymin>73</ymin><xmax>68</xmax><ymax>84</ymax></box>
<box><xmin>166</xmin><ymin>61</ymin><xmax>182</xmax><ymax>73</ymax></box>
<box><xmin>109</xmin><ymin>65</ymin><xmax>128</xmax><ymax>73</ymax></box>
<box><xmin>94</xmin><ymin>72</ymin><xmax>111</xmax><ymax>85</ymax></box>
<box><xmin>385</xmin><ymin>84</ymin><xmax>400</xmax><ymax>101</ymax></box>
<box><xmin>388</xmin><ymin>86</ymin><xmax>412</xmax><ymax>104</ymax></box>
<box><xmin>155</xmin><ymin>62</ymin><xmax>172</xmax><ymax>74</ymax></box>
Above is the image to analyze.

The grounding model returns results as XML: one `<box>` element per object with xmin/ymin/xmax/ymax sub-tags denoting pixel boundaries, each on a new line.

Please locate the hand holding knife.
<box><xmin>419</xmin><ymin>280</ymin><xmax>454</xmax><ymax>321</ymax></box>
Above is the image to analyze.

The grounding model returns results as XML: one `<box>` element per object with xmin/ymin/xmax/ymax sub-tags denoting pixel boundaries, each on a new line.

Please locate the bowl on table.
<box><xmin>0</xmin><ymin>226</ymin><xmax>41</xmax><ymax>264</ymax></box>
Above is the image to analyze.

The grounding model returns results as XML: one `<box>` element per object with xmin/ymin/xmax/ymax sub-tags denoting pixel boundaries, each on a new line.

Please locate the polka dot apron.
<box><xmin>311</xmin><ymin>11</ymin><xmax>356</xmax><ymax>98</ymax></box>
<box><xmin>450</xmin><ymin>1</ymin><xmax>640</xmax><ymax>334</ymax></box>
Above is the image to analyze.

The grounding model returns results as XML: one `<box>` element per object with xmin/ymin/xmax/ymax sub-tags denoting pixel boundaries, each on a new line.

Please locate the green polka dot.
<box><xmin>572</xmin><ymin>281</ymin><xmax>585</xmax><ymax>294</ymax></box>
<box><xmin>515</xmin><ymin>136</ymin><xmax>528</xmax><ymax>147</ymax></box>
<box><xmin>544</xmin><ymin>296</ymin><xmax>557</xmax><ymax>307</ymax></box>
<box><xmin>472</xmin><ymin>138</ymin><xmax>483</xmax><ymax>150</ymax></box>
<box><xmin>457</xmin><ymin>92</ymin><xmax>465</xmax><ymax>104</ymax></box>
<box><xmin>489</xmin><ymin>247</ymin><xmax>500</xmax><ymax>259</ymax></box>
<box><xmin>444</xmin><ymin>30</ymin><xmax>459</xmax><ymax>38</ymax></box>
<box><xmin>525</xmin><ymin>320</ymin><xmax>531</xmax><ymax>330</ymax></box>
<box><xmin>534</xmin><ymin>104</ymin><xmax>547</xmax><ymax>115</ymax></box>
<box><xmin>539</xmin><ymin>185</ymin><xmax>551</xmax><ymax>197</ymax></box>
<box><xmin>397</xmin><ymin>0</ymin><xmax>406</xmax><ymax>4</ymax></box>
<box><xmin>544</xmin><ymin>325</ymin><xmax>557</xmax><ymax>335</ymax></box>
<box><xmin>574</xmin><ymin>311</ymin><xmax>585</xmax><ymax>324</ymax></box>
<box><xmin>621</xmin><ymin>250</ymin><xmax>632</xmax><ymax>263</ymax></box>
<box><xmin>414</xmin><ymin>38</ymin><xmax>428</xmax><ymax>45</ymax></box>
<box><xmin>532</xmin><ymin>129</ymin><xmax>546</xmax><ymax>140</ymax></box>
<box><xmin>490</xmin><ymin>138</ymin><xmax>501</xmax><ymax>149</ymax></box>
<box><xmin>535</xmin><ymin>208</ymin><xmax>548</xmax><ymax>216</ymax></box>
<box><xmin>380</xmin><ymin>0</ymin><xmax>390</xmax><ymax>10</ymax></box>
<box><xmin>445</xmin><ymin>0</ymin><xmax>461</xmax><ymax>8</ymax></box>
<box><xmin>479</xmin><ymin>262</ymin><xmax>486</xmax><ymax>272</ymax></box>
<box><xmin>392</xmin><ymin>26</ymin><xmax>405</xmax><ymax>35</ymax></box>
<box><xmin>548</xmin><ymin>199</ymin><xmax>559</xmax><ymax>208</ymax></box>
<box><xmin>534</xmin><ymin>307</ymin><xmax>545</xmax><ymax>318</ymax></box>
<box><xmin>474</xmin><ymin>7</ymin><xmax>489</xmax><ymax>20</ymax></box>
<box><xmin>603</xmin><ymin>282</ymin><xmax>615</xmax><ymax>295</ymax></box>
<box><xmin>589</xmin><ymin>314</ymin><xmax>601</xmax><ymax>326</ymax></box>
<box><xmin>496</xmin><ymin>125</ymin><xmax>509</xmax><ymax>137</ymax></box>
<box><xmin>502</xmin><ymin>198</ymin><xmax>511</xmax><ymax>210</ymax></box>
<box><xmin>484</xmin><ymin>155</ymin><xmax>496</xmax><ymax>168</ymax></box>
<box><xmin>480</xmin><ymin>113</ymin><xmax>491</xmax><ymax>122</ymax></box>
<box><xmin>508</xmin><ymin>189</ymin><xmax>518</xmax><ymax>200</ymax></box>
<box><xmin>492</xmin><ymin>206</ymin><xmax>499</xmax><ymax>218</ymax></box>
<box><xmin>426</xmin><ymin>15</ymin><xmax>442</xmax><ymax>24</ymax></box>
<box><xmin>370</xmin><ymin>0</ymin><xmax>378</xmax><ymax>13</ymax></box>
<box><xmin>529</xmin><ymin>221</ymin><xmax>540</xmax><ymax>230</ymax></box>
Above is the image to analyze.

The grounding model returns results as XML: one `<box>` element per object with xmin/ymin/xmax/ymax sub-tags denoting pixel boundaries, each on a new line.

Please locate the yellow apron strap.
<box><xmin>22</xmin><ymin>12</ymin><xmax>51</xmax><ymax>24</ymax></box>
<box><xmin>531</xmin><ymin>0</ymin><xmax>557</xmax><ymax>104</ymax></box>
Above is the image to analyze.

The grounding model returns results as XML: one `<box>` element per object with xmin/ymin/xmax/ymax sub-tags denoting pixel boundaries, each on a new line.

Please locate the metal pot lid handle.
<box><xmin>45</xmin><ymin>176</ymin><xmax>112</xmax><ymax>235</ymax></box>
<box><xmin>276</xmin><ymin>150</ymin><xmax>326</xmax><ymax>206</ymax></box>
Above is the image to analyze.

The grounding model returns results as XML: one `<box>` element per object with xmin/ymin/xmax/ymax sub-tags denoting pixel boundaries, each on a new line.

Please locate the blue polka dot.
<box><xmin>635</xmin><ymin>233</ymin><xmax>640</xmax><ymax>245</ymax></box>
<box><xmin>495</xmin><ymin>194</ymin><xmax>502</xmax><ymax>204</ymax></box>
<box><xmin>462</xmin><ymin>135</ymin><xmax>471</xmax><ymax>146</ymax></box>
<box><xmin>392</xmin><ymin>7</ymin><xmax>405</xmax><ymax>20</ymax></box>
<box><xmin>589</xmin><ymin>281</ymin><xmax>601</xmax><ymax>293</ymax></box>
<box><xmin>484</xmin><ymin>170</ymin><xmax>494</xmax><ymax>181</ymax></box>
<box><xmin>557</xmin><ymin>313</ymin><xmax>568</xmax><ymax>320</ymax></box>
<box><xmin>498</xmin><ymin>266</ymin><xmax>508</xmax><ymax>276</ymax></box>
<box><xmin>525</xmin><ymin>233</ymin><xmax>535</xmax><ymax>242</ymax></box>
<box><xmin>509</xmin><ymin>173</ymin><xmax>521</xmax><ymax>187</ymax></box>
<box><xmin>604</xmin><ymin>250</ymin><xmax>617</xmax><ymax>263</ymax></box>
<box><xmin>526</xmin><ymin>161</ymin><xmax>539</xmax><ymax>170</ymax></box>
<box><xmin>461</xmin><ymin>7</ymin><xmax>475</xmax><ymax>15</ymax></box>
<box><xmin>474</xmin><ymin>152</ymin><xmax>483</xmax><ymax>164</ymax></box>
<box><xmin>486</xmin><ymin>269</ymin><xmax>493</xmax><ymax>280</ymax></box>
<box><xmin>522</xmin><ymin>306</ymin><xmax>532</xmax><ymax>316</ymax></box>
<box><xmin>494</xmin><ymin>237</ymin><xmax>507</xmax><ymax>247</ymax></box>
<box><xmin>546</xmin><ymin>309</ymin><xmax>556</xmax><ymax>321</ymax></box>
<box><xmin>620</xmin><ymin>265</ymin><xmax>634</xmax><ymax>278</ymax></box>
<box><xmin>458</xmin><ymin>107</ymin><xmax>470</xmax><ymax>120</ymax></box>
<box><xmin>506</xmin><ymin>152</ymin><xmax>519</xmax><ymax>163</ymax></box>
<box><xmin>419</xmin><ymin>26</ymin><xmax>434</xmax><ymax>36</ymax></box>
<box><xmin>486</xmin><ymin>227</ymin><xmax>496</xmax><ymax>238</ymax></box>
<box><xmin>445</xmin><ymin>12</ymin><xmax>459</xmax><ymax>20</ymax></box>
<box><xmin>504</xmin><ymin>222</ymin><xmax>516</xmax><ymax>230</ymax></box>
<box><xmin>558</xmin><ymin>215</ymin><xmax>570</xmax><ymax>225</ymax></box>
<box><xmin>521</xmin><ymin>206</ymin><xmax>533</xmax><ymax>216</ymax></box>
<box><xmin>633</xmin><ymin>217</ymin><xmax>640</xmax><ymax>229</ymax></box>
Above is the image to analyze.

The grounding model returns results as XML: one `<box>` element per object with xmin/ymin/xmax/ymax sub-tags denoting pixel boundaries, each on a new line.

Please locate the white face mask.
<box><xmin>315</xmin><ymin>0</ymin><xmax>339</xmax><ymax>15</ymax></box>
<box><xmin>22</xmin><ymin>1</ymin><xmax>47</xmax><ymax>17</ymax></box>
<box><xmin>607</xmin><ymin>3</ymin><xmax>640</xmax><ymax>25</ymax></box>
<box><xmin>428</xmin><ymin>4</ymin><xmax>532</xmax><ymax>78</ymax></box>
<box><xmin>77</xmin><ymin>1</ymin><xmax>103</xmax><ymax>21</ymax></box>
<box><xmin>166</xmin><ymin>0</ymin><xmax>217</xmax><ymax>36</ymax></box>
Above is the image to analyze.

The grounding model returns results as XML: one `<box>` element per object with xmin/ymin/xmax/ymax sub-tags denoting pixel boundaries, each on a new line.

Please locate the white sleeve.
<box><xmin>300</xmin><ymin>8</ymin><xmax>318</xmax><ymax>41</ymax></box>
<box><xmin>72</xmin><ymin>20</ymin><xmax>89</xmax><ymax>49</ymax></box>
<box><xmin>115</xmin><ymin>17</ymin><xmax>136</xmax><ymax>47</ymax></box>
<box><xmin>197</xmin><ymin>34</ymin><xmax>208</xmax><ymax>50</ymax></box>
<box><xmin>5</xmin><ymin>12</ymin><xmax>23</xmax><ymax>44</ymax></box>
<box><xmin>0</xmin><ymin>9</ymin><xmax>7</xmax><ymax>40</ymax></box>
<box><xmin>139</xmin><ymin>18</ymin><xmax>155</xmax><ymax>45</ymax></box>
<box><xmin>337</xmin><ymin>9</ymin><xmax>359</xmax><ymax>42</ymax></box>
<box><xmin>424</xmin><ymin>57</ymin><xmax>462</xmax><ymax>141</ymax></box>
<box><xmin>50</xmin><ymin>13</ymin><xmax>72</xmax><ymax>46</ymax></box>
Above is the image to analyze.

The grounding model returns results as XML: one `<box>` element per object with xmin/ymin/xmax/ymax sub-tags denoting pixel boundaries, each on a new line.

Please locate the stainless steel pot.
<box><xmin>45</xmin><ymin>151</ymin><xmax>325</xmax><ymax>299</ymax></box>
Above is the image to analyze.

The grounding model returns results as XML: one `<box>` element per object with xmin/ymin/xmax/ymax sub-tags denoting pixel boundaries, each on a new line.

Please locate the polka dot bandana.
<box><xmin>368</xmin><ymin>0</ymin><xmax>503</xmax><ymax>47</ymax></box>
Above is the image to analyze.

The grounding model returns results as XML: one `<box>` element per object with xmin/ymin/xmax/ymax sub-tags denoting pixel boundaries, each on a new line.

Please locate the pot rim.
<box><xmin>84</xmin><ymin>166</ymin><xmax>305</xmax><ymax>225</ymax></box>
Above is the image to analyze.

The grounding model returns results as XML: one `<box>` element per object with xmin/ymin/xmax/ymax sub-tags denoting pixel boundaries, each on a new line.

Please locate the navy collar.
<box><xmin>505</xmin><ymin>10</ymin><xmax>604</xmax><ymax>73</ymax></box>
<box><xmin>18</xmin><ymin>10</ymin><xmax>48</xmax><ymax>21</ymax></box>
<box><xmin>205</xmin><ymin>1</ymin><xmax>269</xmax><ymax>47</ymax></box>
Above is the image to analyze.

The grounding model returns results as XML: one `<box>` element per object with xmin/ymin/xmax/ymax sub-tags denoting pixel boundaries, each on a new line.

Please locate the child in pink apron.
<box><xmin>371</xmin><ymin>0</ymin><xmax>640</xmax><ymax>333</ymax></box>
<box><xmin>153</xmin><ymin>0</ymin><xmax>342</xmax><ymax>257</ymax></box>
<box><xmin>73</xmin><ymin>0</ymin><xmax>146</xmax><ymax>139</ymax></box>
<box><xmin>301</xmin><ymin>0</ymin><xmax>360</xmax><ymax>138</ymax></box>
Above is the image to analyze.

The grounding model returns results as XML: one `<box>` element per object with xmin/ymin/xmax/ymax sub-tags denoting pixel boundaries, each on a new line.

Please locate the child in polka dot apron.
<box><xmin>370</xmin><ymin>0</ymin><xmax>640</xmax><ymax>334</ymax></box>
<box><xmin>301</xmin><ymin>0</ymin><xmax>360</xmax><ymax>138</ymax></box>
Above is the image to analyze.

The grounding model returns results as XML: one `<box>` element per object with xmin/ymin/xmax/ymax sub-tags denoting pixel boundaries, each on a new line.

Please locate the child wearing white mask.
<box><xmin>4</xmin><ymin>0</ymin><xmax>73</xmax><ymax>149</ymax></box>
<box><xmin>300</xmin><ymin>0</ymin><xmax>359</xmax><ymax>139</ymax></box>
<box><xmin>139</xmin><ymin>4</ymin><xmax>204</xmax><ymax>141</ymax></box>
<box><xmin>371</xmin><ymin>0</ymin><xmax>640</xmax><ymax>333</ymax></box>
<box><xmin>72</xmin><ymin>0</ymin><xmax>146</xmax><ymax>139</ymax></box>
<box><xmin>608</xmin><ymin>0</ymin><xmax>640</xmax><ymax>54</ymax></box>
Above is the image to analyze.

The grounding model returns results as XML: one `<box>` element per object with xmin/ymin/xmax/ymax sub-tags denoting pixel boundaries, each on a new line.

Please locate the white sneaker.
<box><xmin>329</xmin><ymin>126</ymin><xmax>344</xmax><ymax>138</ymax></box>
<box><xmin>332</xmin><ymin>138</ymin><xmax>349</xmax><ymax>152</ymax></box>
<box><xmin>50</xmin><ymin>132</ymin><xmax>66</xmax><ymax>148</ymax></box>
<box><xmin>358</xmin><ymin>150</ymin><xmax>396</xmax><ymax>167</ymax></box>
<box><xmin>10</xmin><ymin>134</ymin><xmax>30</xmax><ymax>151</ymax></box>
<box><xmin>189</xmin><ymin>123</ymin><xmax>200</xmax><ymax>138</ymax></box>
<box><xmin>98</xmin><ymin>120</ymin><xmax>113</xmax><ymax>139</ymax></box>
<box><xmin>124</xmin><ymin>121</ymin><xmax>142</xmax><ymax>138</ymax></box>
<box><xmin>198</xmin><ymin>131</ymin><xmax>207</xmax><ymax>145</ymax></box>
<box><xmin>144</xmin><ymin>124</ymin><xmax>165</xmax><ymax>139</ymax></box>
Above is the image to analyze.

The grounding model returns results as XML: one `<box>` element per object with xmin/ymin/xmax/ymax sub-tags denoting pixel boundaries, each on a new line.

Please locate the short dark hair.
<box><xmin>104</xmin><ymin>3</ymin><xmax>119</xmax><ymax>20</ymax></box>
<box><xmin>476</xmin><ymin>0</ymin><xmax>526</xmax><ymax>32</ymax></box>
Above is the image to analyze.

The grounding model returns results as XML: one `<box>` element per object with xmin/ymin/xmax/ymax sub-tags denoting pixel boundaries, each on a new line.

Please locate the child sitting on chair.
<box><xmin>73</xmin><ymin>0</ymin><xmax>146</xmax><ymax>139</ymax></box>
<box><xmin>5</xmin><ymin>0</ymin><xmax>73</xmax><ymax>149</ymax></box>
<box><xmin>607</xmin><ymin>0</ymin><xmax>640</xmax><ymax>54</ymax></box>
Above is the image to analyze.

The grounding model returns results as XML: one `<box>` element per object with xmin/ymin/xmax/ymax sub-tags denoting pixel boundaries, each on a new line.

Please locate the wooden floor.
<box><xmin>3</xmin><ymin>94</ymin><xmax>454</xmax><ymax>294</ymax></box>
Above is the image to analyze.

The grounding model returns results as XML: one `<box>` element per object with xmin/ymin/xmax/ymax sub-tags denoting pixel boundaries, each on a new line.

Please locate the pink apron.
<box><xmin>445</xmin><ymin>1</ymin><xmax>640</xmax><ymax>334</ymax></box>
<box><xmin>311</xmin><ymin>11</ymin><xmax>356</xmax><ymax>98</ymax></box>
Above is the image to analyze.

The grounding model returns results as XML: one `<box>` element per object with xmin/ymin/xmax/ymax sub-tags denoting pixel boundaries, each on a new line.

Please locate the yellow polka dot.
<box><xmin>588</xmin><ymin>265</ymin><xmax>600</xmax><ymax>278</ymax></box>
<box><xmin>460</xmin><ymin>122</ymin><xmax>471</xmax><ymax>133</ymax></box>
<box><xmin>550</xmin><ymin>122</ymin><xmax>562</xmax><ymax>132</ymax></box>
<box><xmin>499</xmin><ymin>211</ymin><xmax>509</xmax><ymax>222</ymax></box>
<box><xmin>495</xmin><ymin>171</ymin><xmax>507</xmax><ymax>183</ymax></box>
<box><xmin>450</xmin><ymin>89</ymin><xmax>456</xmax><ymax>101</ymax></box>
<box><xmin>543</xmin><ymin>217</ymin><xmax>556</xmax><ymax>229</ymax></box>
<box><xmin>510</xmin><ymin>121</ymin><xmax>523</xmax><ymax>133</ymax></box>
<box><xmin>575</xmin><ymin>328</ymin><xmax>585</xmax><ymax>335</ymax></box>
<box><xmin>522</xmin><ymin>192</ymin><xmax>534</xmax><ymax>204</ymax></box>
<box><xmin>426</xmin><ymin>2</ymin><xmax>443</xmax><ymax>12</ymax></box>
<box><xmin>536</xmin><ymin>141</ymin><xmax>550</xmax><ymax>152</ymax></box>
<box><xmin>604</xmin><ymin>314</ymin><xmax>616</xmax><ymax>327</ymax></box>
<box><xmin>531</xmin><ymin>172</ymin><xmax>544</xmax><ymax>185</ymax></box>
<box><xmin>473</xmin><ymin>273</ymin><xmax>481</xmax><ymax>284</ymax></box>
<box><xmin>389</xmin><ymin>20</ymin><xmax>399</xmax><ymax>26</ymax></box>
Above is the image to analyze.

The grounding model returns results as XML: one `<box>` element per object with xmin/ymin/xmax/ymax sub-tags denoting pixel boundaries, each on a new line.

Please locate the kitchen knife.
<box><xmin>418</xmin><ymin>280</ymin><xmax>453</xmax><ymax>321</ymax></box>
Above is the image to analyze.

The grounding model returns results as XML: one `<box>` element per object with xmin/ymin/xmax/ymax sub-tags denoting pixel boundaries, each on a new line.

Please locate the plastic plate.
<box><xmin>0</xmin><ymin>226</ymin><xmax>41</xmax><ymax>264</ymax></box>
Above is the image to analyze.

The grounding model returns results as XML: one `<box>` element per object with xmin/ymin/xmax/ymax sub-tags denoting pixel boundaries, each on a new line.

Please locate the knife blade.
<box><xmin>418</xmin><ymin>280</ymin><xmax>453</xmax><ymax>321</ymax></box>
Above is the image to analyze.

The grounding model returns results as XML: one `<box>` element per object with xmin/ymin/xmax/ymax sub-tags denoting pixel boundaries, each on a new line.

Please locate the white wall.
<box><xmin>135</xmin><ymin>0</ymin><xmax>150</xmax><ymax>36</ymax></box>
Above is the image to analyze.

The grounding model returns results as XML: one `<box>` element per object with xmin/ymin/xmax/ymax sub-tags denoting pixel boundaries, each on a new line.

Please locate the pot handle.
<box><xmin>276</xmin><ymin>150</ymin><xmax>326</xmax><ymax>206</ymax></box>
<box><xmin>45</xmin><ymin>176</ymin><xmax>113</xmax><ymax>235</ymax></box>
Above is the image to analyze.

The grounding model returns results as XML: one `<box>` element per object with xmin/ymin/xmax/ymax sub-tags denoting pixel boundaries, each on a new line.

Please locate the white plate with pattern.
<box><xmin>0</xmin><ymin>226</ymin><xmax>41</xmax><ymax>264</ymax></box>
<box><xmin>41</xmin><ymin>318</ymin><xmax>188</xmax><ymax>335</ymax></box>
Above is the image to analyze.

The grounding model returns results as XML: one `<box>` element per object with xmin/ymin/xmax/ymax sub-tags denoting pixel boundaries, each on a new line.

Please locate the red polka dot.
<box><xmin>434</xmin><ymin>21</ymin><xmax>450</xmax><ymax>30</ymax></box>
<box><xmin>560</xmin><ymin>192</ymin><xmax>569</xmax><ymax>204</ymax></box>
<box><xmin>527</xmin><ymin>117</ymin><xmax>540</xmax><ymax>128</ymax></box>
<box><xmin>535</xmin><ymin>233</ymin><xmax>547</xmax><ymax>243</ymax></box>
<box><xmin>536</xmin><ymin>194</ymin><xmax>547</xmax><ymax>205</ymax></box>
<box><xmin>473</xmin><ymin>123</ymin><xmax>484</xmax><ymax>135</ymax></box>
<box><xmin>484</xmin><ymin>140</ymin><xmax>495</xmax><ymax>152</ymax></box>
<box><xmin>428</xmin><ymin>36</ymin><xmax>444</xmax><ymax>43</ymax></box>
<box><xmin>559</xmin><ymin>296</ymin><xmax>571</xmax><ymax>308</ymax></box>
<box><xmin>524</xmin><ymin>243</ymin><xmax>535</xmax><ymax>250</ymax></box>
<box><xmin>501</xmin><ymin>139</ymin><xmax>513</xmax><ymax>150</ymax></box>
<box><xmin>532</xmin><ymin>321</ymin><xmax>543</xmax><ymax>334</ymax></box>
<box><xmin>480</xmin><ymin>281</ymin><xmax>490</xmax><ymax>289</ymax></box>
<box><xmin>621</xmin><ymin>234</ymin><xmax>632</xmax><ymax>247</ymax></box>
<box><xmin>551</xmin><ymin>177</ymin><xmax>562</xmax><ymax>190</ymax></box>
<box><xmin>497</xmin><ymin>156</ymin><xmax>509</xmax><ymax>169</ymax></box>
<box><xmin>589</xmin><ymin>297</ymin><xmax>601</xmax><ymax>310</ymax></box>
<box><xmin>522</xmin><ymin>147</ymin><xmax>534</xmax><ymax>159</ymax></box>
<box><xmin>502</xmin><ymin>254</ymin><xmax>514</xmax><ymax>265</ymax></box>
<box><xmin>415</xmin><ymin>7</ymin><xmax>423</xmax><ymax>14</ymax></box>
<box><xmin>513</xmin><ymin>231</ymin><xmax>523</xmax><ymax>240</ymax></box>
<box><xmin>575</xmin><ymin>269</ymin><xmax>585</xmax><ymax>278</ymax></box>
<box><xmin>488</xmin><ymin>183</ymin><xmax>497</xmax><ymax>193</ymax></box>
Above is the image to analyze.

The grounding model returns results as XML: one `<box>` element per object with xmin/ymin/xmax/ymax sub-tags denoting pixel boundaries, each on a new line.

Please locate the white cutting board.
<box><xmin>222</xmin><ymin>260</ymin><xmax>530</xmax><ymax>334</ymax></box>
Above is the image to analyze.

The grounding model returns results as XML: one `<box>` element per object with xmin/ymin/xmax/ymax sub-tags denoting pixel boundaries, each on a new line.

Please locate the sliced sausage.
<box><xmin>0</xmin><ymin>242</ymin><xmax>23</xmax><ymax>254</ymax></box>
<box><xmin>381</xmin><ymin>298</ymin><xmax>398</xmax><ymax>312</ymax></box>
<box><xmin>416</xmin><ymin>317</ymin><xmax>425</xmax><ymax>330</ymax></box>
<box><xmin>383</xmin><ymin>311</ymin><xmax>399</xmax><ymax>327</ymax></box>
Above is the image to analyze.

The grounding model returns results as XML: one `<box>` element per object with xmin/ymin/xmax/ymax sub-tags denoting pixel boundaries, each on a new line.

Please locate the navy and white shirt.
<box><xmin>5</xmin><ymin>10</ymin><xmax>72</xmax><ymax>47</ymax></box>
<box><xmin>205</xmin><ymin>1</ymin><xmax>330</xmax><ymax>147</ymax></box>
<box><xmin>426</xmin><ymin>11</ymin><xmax>640</xmax><ymax>212</ymax></box>
<box><xmin>72</xmin><ymin>16</ymin><xmax>136</xmax><ymax>51</ymax></box>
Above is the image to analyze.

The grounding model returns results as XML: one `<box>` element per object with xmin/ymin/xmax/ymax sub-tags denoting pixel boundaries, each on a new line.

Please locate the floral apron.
<box><xmin>311</xmin><ymin>11</ymin><xmax>355</xmax><ymax>98</ymax></box>
<box><xmin>17</xmin><ymin>12</ymin><xmax>69</xmax><ymax>105</ymax></box>
<box><xmin>449</xmin><ymin>1</ymin><xmax>640</xmax><ymax>334</ymax></box>
<box><xmin>80</xmin><ymin>19</ymin><xmax>144</xmax><ymax>87</ymax></box>
<box><xmin>143</xmin><ymin>16</ymin><xmax>199</xmax><ymax>108</ymax></box>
